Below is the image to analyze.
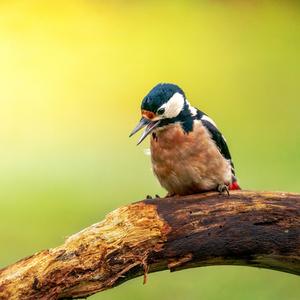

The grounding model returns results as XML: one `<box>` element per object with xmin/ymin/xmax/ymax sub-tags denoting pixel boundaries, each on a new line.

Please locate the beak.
<box><xmin>129</xmin><ymin>117</ymin><xmax>161</xmax><ymax>145</ymax></box>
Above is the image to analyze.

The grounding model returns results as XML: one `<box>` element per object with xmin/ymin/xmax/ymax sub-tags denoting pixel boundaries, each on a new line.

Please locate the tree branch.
<box><xmin>0</xmin><ymin>191</ymin><xmax>299</xmax><ymax>299</ymax></box>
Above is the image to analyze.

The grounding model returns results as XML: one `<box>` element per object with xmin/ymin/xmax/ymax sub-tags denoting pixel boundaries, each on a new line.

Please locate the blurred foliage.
<box><xmin>0</xmin><ymin>0</ymin><xmax>299</xmax><ymax>299</ymax></box>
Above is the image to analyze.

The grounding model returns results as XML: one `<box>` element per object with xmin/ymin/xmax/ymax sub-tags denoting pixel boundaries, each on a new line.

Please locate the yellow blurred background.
<box><xmin>1</xmin><ymin>1</ymin><xmax>300</xmax><ymax>299</ymax></box>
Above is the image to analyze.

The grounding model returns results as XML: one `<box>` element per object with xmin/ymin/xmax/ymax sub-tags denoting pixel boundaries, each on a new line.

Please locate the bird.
<box><xmin>129</xmin><ymin>83</ymin><xmax>240</xmax><ymax>197</ymax></box>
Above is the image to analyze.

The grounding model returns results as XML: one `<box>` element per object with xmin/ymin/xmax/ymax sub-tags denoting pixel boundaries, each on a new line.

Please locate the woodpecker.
<box><xmin>130</xmin><ymin>83</ymin><xmax>240</xmax><ymax>196</ymax></box>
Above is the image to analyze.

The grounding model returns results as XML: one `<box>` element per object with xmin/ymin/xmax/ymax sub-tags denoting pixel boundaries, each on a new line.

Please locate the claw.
<box><xmin>218</xmin><ymin>184</ymin><xmax>230</xmax><ymax>196</ymax></box>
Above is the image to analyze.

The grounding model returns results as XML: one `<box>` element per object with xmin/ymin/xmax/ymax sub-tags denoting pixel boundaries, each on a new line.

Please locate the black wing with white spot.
<box><xmin>198</xmin><ymin>112</ymin><xmax>235</xmax><ymax>176</ymax></box>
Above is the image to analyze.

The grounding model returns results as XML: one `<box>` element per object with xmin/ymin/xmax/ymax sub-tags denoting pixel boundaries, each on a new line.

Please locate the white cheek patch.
<box><xmin>160</xmin><ymin>92</ymin><xmax>185</xmax><ymax>118</ymax></box>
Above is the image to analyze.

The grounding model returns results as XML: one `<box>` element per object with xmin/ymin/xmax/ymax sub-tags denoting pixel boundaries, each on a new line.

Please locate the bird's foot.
<box><xmin>217</xmin><ymin>184</ymin><xmax>230</xmax><ymax>196</ymax></box>
<box><xmin>146</xmin><ymin>194</ymin><xmax>161</xmax><ymax>199</ymax></box>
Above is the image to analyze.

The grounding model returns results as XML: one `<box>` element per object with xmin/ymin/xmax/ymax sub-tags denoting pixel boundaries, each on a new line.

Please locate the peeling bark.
<box><xmin>0</xmin><ymin>191</ymin><xmax>299</xmax><ymax>300</ymax></box>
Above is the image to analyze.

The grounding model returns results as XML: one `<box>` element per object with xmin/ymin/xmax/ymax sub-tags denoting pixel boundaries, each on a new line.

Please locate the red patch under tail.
<box><xmin>229</xmin><ymin>181</ymin><xmax>241</xmax><ymax>190</ymax></box>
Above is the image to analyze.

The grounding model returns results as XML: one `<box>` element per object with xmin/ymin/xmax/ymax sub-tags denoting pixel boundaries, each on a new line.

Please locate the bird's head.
<box><xmin>130</xmin><ymin>83</ymin><xmax>188</xmax><ymax>145</ymax></box>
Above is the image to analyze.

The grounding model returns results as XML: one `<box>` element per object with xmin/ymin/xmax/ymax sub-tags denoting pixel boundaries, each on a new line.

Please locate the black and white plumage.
<box><xmin>199</xmin><ymin>114</ymin><xmax>237</xmax><ymax>179</ymax></box>
<box><xmin>130</xmin><ymin>83</ymin><xmax>240</xmax><ymax>196</ymax></box>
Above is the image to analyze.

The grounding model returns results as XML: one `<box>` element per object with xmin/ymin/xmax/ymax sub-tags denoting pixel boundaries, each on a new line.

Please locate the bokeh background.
<box><xmin>1</xmin><ymin>0</ymin><xmax>300</xmax><ymax>299</ymax></box>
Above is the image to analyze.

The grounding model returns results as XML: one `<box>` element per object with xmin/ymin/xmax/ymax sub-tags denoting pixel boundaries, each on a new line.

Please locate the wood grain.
<box><xmin>0</xmin><ymin>191</ymin><xmax>299</xmax><ymax>299</ymax></box>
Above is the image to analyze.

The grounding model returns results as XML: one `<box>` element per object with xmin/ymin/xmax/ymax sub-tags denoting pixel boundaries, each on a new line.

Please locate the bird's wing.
<box><xmin>198</xmin><ymin>113</ymin><xmax>235</xmax><ymax>176</ymax></box>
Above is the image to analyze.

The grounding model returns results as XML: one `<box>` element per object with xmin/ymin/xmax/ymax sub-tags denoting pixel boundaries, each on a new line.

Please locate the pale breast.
<box><xmin>150</xmin><ymin>121</ymin><xmax>232</xmax><ymax>195</ymax></box>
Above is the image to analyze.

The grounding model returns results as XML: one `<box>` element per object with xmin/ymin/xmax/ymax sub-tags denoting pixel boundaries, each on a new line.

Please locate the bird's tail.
<box><xmin>229</xmin><ymin>181</ymin><xmax>241</xmax><ymax>190</ymax></box>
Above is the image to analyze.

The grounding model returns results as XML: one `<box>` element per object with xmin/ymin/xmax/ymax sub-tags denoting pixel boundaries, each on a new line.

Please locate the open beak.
<box><xmin>129</xmin><ymin>117</ymin><xmax>161</xmax><ymax>145</ymax></box>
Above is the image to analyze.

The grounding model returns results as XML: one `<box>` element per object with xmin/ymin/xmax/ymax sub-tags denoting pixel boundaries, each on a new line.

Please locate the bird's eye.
<box><xmin>157</xmin><ymin>108</ymin><xmax>165</xmax><ymax>115</ymax></box>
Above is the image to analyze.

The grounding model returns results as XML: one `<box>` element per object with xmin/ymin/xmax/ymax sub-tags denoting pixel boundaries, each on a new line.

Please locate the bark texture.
<box><xmin>0</xmin><ymin>190</ymin><xmax>299</xmax><ymax>299</ymax></box>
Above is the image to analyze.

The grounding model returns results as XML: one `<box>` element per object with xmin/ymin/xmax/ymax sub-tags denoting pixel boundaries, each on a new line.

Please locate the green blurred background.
<box><xmin>1</xmin><ymin>0</ymin><xmax>299</xmax><ymax>299</ymax></box>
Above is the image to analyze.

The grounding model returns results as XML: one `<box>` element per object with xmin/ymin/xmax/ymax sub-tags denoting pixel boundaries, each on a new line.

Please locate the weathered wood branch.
<box><xmin>0</xmin><ymin>191</ymin><xmax>299</xmax><ymax>299</ymax></box>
